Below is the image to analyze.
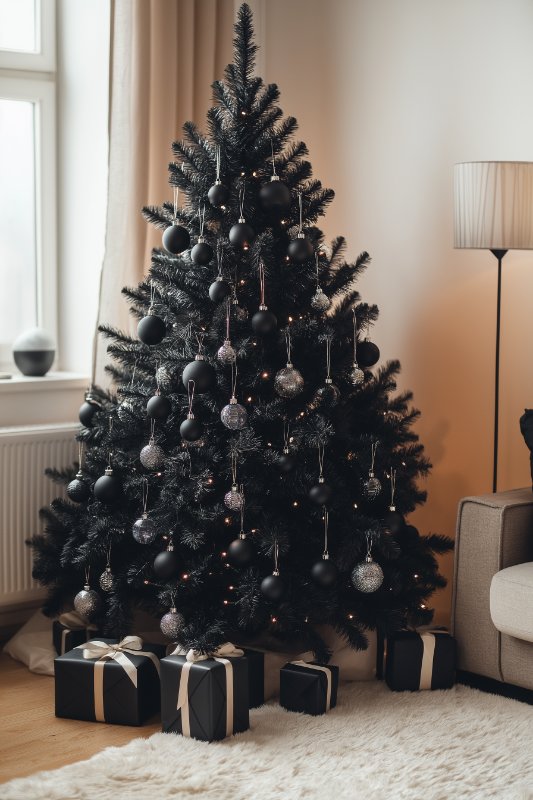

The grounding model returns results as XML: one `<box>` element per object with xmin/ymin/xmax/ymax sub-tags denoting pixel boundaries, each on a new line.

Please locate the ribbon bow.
<box><xmin>169</xmin><ymin>642</ymin><xmax>244</xmax><ymax>662</ymax></box>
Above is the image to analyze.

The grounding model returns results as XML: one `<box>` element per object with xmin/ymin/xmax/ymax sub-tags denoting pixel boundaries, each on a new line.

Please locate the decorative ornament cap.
<box><xmin>270</xmin><ymin>174</ymin><xmax>280</xmax><ymax>182</ymax></box>
<box><xmin>365</xmin><ymin>554</ymin><xmax>374</xmax><ymax>564</ymax></box>
<box><xmin>286</xmin><ymin>361</ymin><xmax>293</xmax><ymax>368</ymax></box>
<box><xmin>230</xmin><ymin>396</ymin><xmax>238</xmax><ymax>405</ymax></box>
<box><xmin>83</xmin><ymin>584</ymin><xmax>90</xmax><ymax>591</ymax></box>
<box><xmin>325</xmin><ymin>377</ymin><xmax>333</xmax><ymax>385</ymax></box>
<box><xmin>104</xmin><ymin>467</ymin><xmax>113</xmax><ymax>476</ymax></box>
<box><xmin>142</xmin><ymin>511</ymin><xmax>148</xmax><ymax>520</ymax></box>
<box><xmin>167</xmin><ymin>543</ymin><xmax>174</xmax><ymax>552</ymax></box>
<box><xmin>297</xmin><ymin>232</ymin><xmax>305</xmax><ymax>240</ymax></box>
<box><xmin>273</xmin><ymin>569</ymin><xmax>280</xmax><ymax>577</ymax></box>
<box><xmin>389</xmin><ymin>504</ymin><xmax>396</xmax><ymax>511</ymax></box>
<box><xmin>323</xmin><ymin>553</ymin><xmax>330</xmax><ymax>560</ymax></box>
<box><xmin>318</xmin><ymin>476</ymin><xmax>325</xmax><ymax>484</ymax></box>
<box><xmin>215</xmin><ymin>178</ymin><xmax>222</xmax><ymax>186</ymax></box>
<box><xmin>194</xmin><ymin>354</ymin><xmax>205</xmax><ymax>361</ymax></box>
<box><xmin>283</xmin><ymin>446</ymin><xmax>289</xmax><ymax>455</ymax></box>
<box><xmin>198</xmin><ymin>235</ymin><xmax>205</xmax><ymax>244</ymax></box>
<box><xmin>239</xmin><ymin>531</ymin><xmax>247</xmax><ymax>540</ymax></box>
<box><xmin>259</xmin><ymin>303</ymin><xmax>267</xmax><ymax>311</ymax></box>
<box><xmin>187</xmin><ymin>411</ymin><xmax>195</xmax><ymax>420</ymax></box>
<box><xmin>238</xmin><ymin>216</ymin><xmax>245</xmax><ymax>224</ymax></box>
<box><xmin>75</xmin><ymin>470</ymin><xmax>83</xmax><ymax>479</ymax></box>
<box><xmin>170</xmin><ymin>606</ymin><xmax>177</xmax><ymax>613</ymax></box>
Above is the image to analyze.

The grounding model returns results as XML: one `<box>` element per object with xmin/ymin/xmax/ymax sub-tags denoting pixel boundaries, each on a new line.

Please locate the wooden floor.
<box><xmin>0</xmin><ymin>653</ymin><xmax>160</xmax><ymax>784</ymax></box>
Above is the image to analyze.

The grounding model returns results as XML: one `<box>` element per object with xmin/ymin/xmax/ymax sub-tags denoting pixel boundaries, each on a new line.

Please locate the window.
<box><xmin>0</xmin><ymin>0</ymin><xmax>56</xmax><ymax>366</ymax></box>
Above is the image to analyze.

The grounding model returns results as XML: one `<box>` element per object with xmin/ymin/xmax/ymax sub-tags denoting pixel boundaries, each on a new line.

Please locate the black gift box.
<box><xmin>385</xmin><ymin>630</ymin><xmax>456</xmax><ymax>691</ymax></box>
<box><xmin>160</xmin><ymin>654</ymin><xmax>249</xmax><ymax>741</ymax></box>
<box><xmin>280</xmin><ymin>661</ymin><xmax>339</xmax><ymax>716</ymax></box>
<box><xmin>55</xmin><ymin>638</ymin><xmax>165</xmax><ymax>726</ymax></box>
<box><xmin>52</xmin><ymin>620</ymin><xmax>100</xmax><ymax>656</ymax></box>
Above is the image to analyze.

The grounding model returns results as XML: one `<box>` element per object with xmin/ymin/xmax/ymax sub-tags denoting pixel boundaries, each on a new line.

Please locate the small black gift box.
<box><xmin>385</xmin><ymin>629</ymin><xmax>456</xmax><ymax>691</ymax></box>
<box><xmin>280</xmin><ymin>661</ymin><xmax>339</xmax><ymax>716</ymax></box>
<box><xmin>161</xmin><ymin>645</ymin><xmax>249</xmax><ymax>741</ymax></box>
<box><xmin>52</xmin><ymin>612</ymin><xmax>100</xmax><ymax>655</ymax></box>
<box><xmin>55</xmin><ymin>637</ymin><xmax>164</xmax><ymax>726</ymax></box>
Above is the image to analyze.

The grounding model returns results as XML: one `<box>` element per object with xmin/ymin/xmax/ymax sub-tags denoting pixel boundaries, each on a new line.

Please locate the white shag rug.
<box><xmin>2</xmin><ymin>682</ymin><xmax>532</xmax><ymax>800</ymax></box>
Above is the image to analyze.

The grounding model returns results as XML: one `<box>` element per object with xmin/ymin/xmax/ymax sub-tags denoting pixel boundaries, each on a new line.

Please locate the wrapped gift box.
<box><xmin>161</xmin><ymin>647</ymin><xmax>249</xmax><ymax>741</ymax></box>
<box><xmin>52</xmin><ymin>612</ymin><xmax>100</xmax><ymax>656</ymax></box>
<box><xmin>241</xmin><ymin>647</ymin><xmax>312</xmax><ymax>708</ymax></box>
<box><xmin>55</xmin><ymin>637</ymin><xmax>164</xmax><ymax>726</ymax></box>
<box><xmin>280</xmin><ymin>661</ymin><xmax>339</xmax><ymax>716</ymax></box>
<box><xmin>385</xmin><ymin>629</ymin><xmax>456</xmax><ymax>691</ymax></box>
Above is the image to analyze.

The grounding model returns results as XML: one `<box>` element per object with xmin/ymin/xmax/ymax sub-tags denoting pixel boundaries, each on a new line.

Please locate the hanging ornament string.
<box><xmin>149</xmin><ymin>418</ymin><xmax>157</xmax><ymax>444</ymax></box>
<box><xmin>259</xmin><ymin>260</ymin><xmax>266</xmax><ymax>307</ymax></box>
<box><xmin>273</xmin><ymin>539</ymin><xmax>280</xmax><ymax>574</ymax></box>
<box><xmin>173</xmin><ymin>186</ymin><xmax>180</xmax><ymax>223</ymax></box>
<box><xmin>323</xmin><ymin>508</ymin><xmax>330</xmax><ymax>557</ymax></box>
<box><xmin>389</xmin><ymin>468</ymin><xmax>397</xmax><ymax>510</ymax></box>
<box><xmin>215</xmin><ymin>145</ymin><xmax>221</xmax><ymax>182</ymax></box>
<box><xmin>326</xmin><ymin>334</ymin><xmax>333</xmax><ymax>380</ymax></box>
<box><xmin>107</xmin><ymin>416</ymin><xmax>114</xmax><ymax>469</ymax></box>
<box><xmin>318</xmin><ymin>444</ymin><xmax>325</xmax><ymax>481</ymax></box>
<box><xmin>187</xmin><ymin>379</ymin><xmax>196</xmax><ymax>416</ymax></box>
<box><xmin>285</xmin><ymin>327</ymin><xmax>292</xmax><ymax>364</ymax></box>
<box><xmin>225</xmin><ymin>298</ymin><xmax>231</xmax><ymax>341</ymax></box>
<box><xmin>270</xmin><ymin>139</ymin><xmax>277</xmax><ymax>177</ymax></box>
<box><xmin>196</xmin><ymin>332</ymin><xmax>205</xmax><ymax>356</ymax></box>
<box><xmin>298</xmin><ymin>191</ymin><xmax>303</xmax><ymax>234</ymax></box>
<box><xmin>315</xmin><ymin>251</ymin><xmax>321</xmax><ymax>288</ymax></box>
<box><xmin>352</xmin><ymin>309</ymin><xmax>358</xmax><ymax>364</ymax></box>
<box><xmin>106</xmin><ymin>541</ymin><xmax>112</xmax><ymax>570</ymax></box>
<box><xmin>230</xmin><ymin>361</ymin><xmax>239</xmax><ymax>400</ymax></box>
<box><xmin>84</xmin><ymin>566</ymin><xmax>90</xmax><ymax>585</ymax></box>
<box><xmin>231</xmin><ymin>452</ymin><xmax>238</xmax><ymax>485</ymax></box>
<box><xmin>78</xmin><ymin>440</ymin><xmax>84</xmax><ymax>471</ymax></box>
<box><xmin>239</xmin><ymin>485</ymin><xmax>245</xmax><ymax>533</ymax></box>
<box><xmin>142</xmin><ymin>477</ymin><xmax>149</xmax><ymax>515</ymax></box>
<box><xmin>365</xmin><ymin>530</ymin><xmax>374</xmax><ymax>558</ymax></box>
<box><xmin>216</xmin><ymin>239</ymin><xmax>224</xmax><ymax>278</ymax></box>
<box><xmin>370</xmin><ymin>441</ymin><xmax>378</xmax><ymax>474</ymax></box>
<box><xmin>283</xmin><ymin>420</ymin><xmax>290</xmax><ymax>450</ymax></box>
<box><xmin>239</xmin><ymin>185</ymin><xmax>245</xmax><ymax>220</ymax></box>
<box><xmin>198</xmin><ymin>204</ymin><xmax>206</xmax><ymax>238</ymax></box>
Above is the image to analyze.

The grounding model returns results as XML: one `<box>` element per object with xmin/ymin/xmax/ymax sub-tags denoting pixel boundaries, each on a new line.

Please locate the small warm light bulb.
<box><xmin>229</xmin><ymin>585</ymin><xmax>234</xmax><ymax>590</ymax></box>
<box><xmin>224</xmin><ymin>517</ymin><xmax>231</xmax><ymax>525</ymax></box>
<box><xmin>285</xmin><ymin>256</ymin><xmax>290</xmax><ymax>262</ymax></box>
<box><xmin>221</xmin><ymin>551</ymin><xmax>227</xmax><ymax>558</ymax></box>
<box><xmin>247</xmin><ymin>396</ymin><xmax>253</xmax><ymax>402</ymax></box>
<box><xmin>267</xmin><ymin>442</ymin><xmax>272</xmax><ymax>447</ymax></box>
<box><xmin>292</xmin><ymin>501</ymin><xmax>299</xmax><ymax>507</ymax></box>
<box><xmin>223</xmin><ymin>599</ymin><xmax>229</xmax><ymax>605</ymax></box>
<box><xmin>420</xmin><ymin>603</ymin><xmax>426</xmax><ymax>609</ymax></box>
<box><xmin>271</xmin><ymin>616</ymin><xmax>277</xmax><ymax>623</ymax></box>
<box><xmin>288</xmin><ymin>316</ymin><xmax>293</xmax><ymax>323</ymax></box>
<box><xmin>252</xmin><ymin>171</ymin><xmax>257</xmax><ymax>177</ymax></box>
<box><xmin>353</xmin><ymin>503</ymin><xmax>358</xmax><ymax>509</ymax></box>
<box><xmin>182</xmin><ymin>573</ymin><xmax>189</xmax><ymax>580</ymax></box>
<box><xmin>414</xmin><ymin>574</ymin><xmax>419</xmax><ymax>579</ymax></box>
<box><xmin>220</xmin><ymin>205</ymin><xmax>226</xmax><ymax>211</ymax></box>
<box><xmin>262</xmin><ymin>371</ymin><xmax>269</xmax><ymax>378</ymax></box>
<box><xmin>348</xmin><ymin>613</ymin><xmax>354</xmax><ymax>620</ymax></box>
<box><xmin>143</xmin><ymin>580</ymin><xmax>150</xmax><ymax>585</ymax></box>
<box><xmin>240</xmin><ymin>279</ymin><xmax>245</xmax><ymax>285</ymax></box>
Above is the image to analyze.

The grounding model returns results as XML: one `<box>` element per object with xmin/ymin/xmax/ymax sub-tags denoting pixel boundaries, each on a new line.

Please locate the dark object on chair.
<box><xmin>519</xmin><ymin>409</ymin><xmax>533</xmax><ymax>489</ymax></box>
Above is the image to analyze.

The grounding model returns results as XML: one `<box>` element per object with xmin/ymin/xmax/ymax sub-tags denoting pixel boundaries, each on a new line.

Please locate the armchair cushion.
<box><xmin>490</xmin><ymin>562</ymin><xmax>533</xmax><ymax>643</ymax></box>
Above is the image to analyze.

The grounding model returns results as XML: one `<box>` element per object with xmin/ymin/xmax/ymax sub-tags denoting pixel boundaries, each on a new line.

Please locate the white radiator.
<box><xmin>0</xmin><ymin>423</ymin><xmax>78</xmax><ymax>608</ymax></box>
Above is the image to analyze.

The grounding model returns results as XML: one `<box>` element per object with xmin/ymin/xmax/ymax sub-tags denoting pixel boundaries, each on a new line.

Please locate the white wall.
<box><xmin>262</xmin><ymin>0</ymin><xmax>533</xmax><ymax>621</ymax></box>
<box><xmin>56</xmin><ymin>0</ymin><xmax>110</xmax><ymax>375</ymax></box>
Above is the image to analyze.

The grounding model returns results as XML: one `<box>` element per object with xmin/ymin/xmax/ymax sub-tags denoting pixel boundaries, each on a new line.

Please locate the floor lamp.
<box><xmin>454</xmin><ymin>161</ymin><xmax>533</xmax><ymax>493</ymax></box>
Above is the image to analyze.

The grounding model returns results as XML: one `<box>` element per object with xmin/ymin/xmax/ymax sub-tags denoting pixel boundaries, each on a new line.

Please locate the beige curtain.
<box><xmin>95</xmin><ymin>0</ymin><xmax>238</xmax><ymax>384</ymax></box>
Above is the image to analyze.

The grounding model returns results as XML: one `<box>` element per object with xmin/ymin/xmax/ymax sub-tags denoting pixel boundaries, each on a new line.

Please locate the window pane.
<box><xmin>0</xmin><ymin>0</ymin><xmax>37</xmax><ymax>54</ymax></box>
<box><xmin>0</xmin><ymin>98</ymin><xmax>37</xmax><ymax>346</ymax></box>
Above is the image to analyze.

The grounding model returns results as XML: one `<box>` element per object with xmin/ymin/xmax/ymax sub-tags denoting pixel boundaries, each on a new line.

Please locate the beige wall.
<box><xmin>262</xmin><ymin>0</ymin><xmax>533</xmax><ymax>622</ymax></box>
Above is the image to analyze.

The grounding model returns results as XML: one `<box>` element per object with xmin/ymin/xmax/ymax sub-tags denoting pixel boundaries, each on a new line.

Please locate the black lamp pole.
<box><xmin>490</xmin><ymin>248</ymin><xmax>508</xmax><ymax>493</ymax></box>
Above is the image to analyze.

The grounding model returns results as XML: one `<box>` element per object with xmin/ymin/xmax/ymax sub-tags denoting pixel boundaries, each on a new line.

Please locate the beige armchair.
<box><xmin>452</xmin><ymin>488</ymin><xmax>533</xmax><ymax>699</ymax></box>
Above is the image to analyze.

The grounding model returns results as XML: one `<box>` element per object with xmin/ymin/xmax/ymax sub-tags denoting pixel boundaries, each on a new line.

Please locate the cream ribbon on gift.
<box><xmin>58</xmin><ymin>611</ymin><xmax>98</xmax><ymax>654</ymax></box>
<box><xmin>418</xmin><ymin>631</ymin><xmax>449</xmax><ymax>690</ymax></box>
<box><xmin>290</xmin><ymin>661</ymin><xmax>333</xmax><ymax>712</ymax></box>
<box><xmin>76</xmin><ymin>636</ymin><xmax>160</xmax><ymax>722</ymax></box>
<box><xmin>169</xmin><ymin>643</ymin><xmax>244</xmax><ymax>738</ymax></box>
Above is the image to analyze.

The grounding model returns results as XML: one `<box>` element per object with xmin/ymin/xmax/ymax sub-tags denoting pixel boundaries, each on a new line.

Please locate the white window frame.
<box><xmin>0</xmin><ymin>0</ymin><xmax>57</xmax><ymax>366</ymax></box>
<box><xmin>0</xmin><ymin>0</ymin><xmax>56</xmax><ymax>72</ymax></box>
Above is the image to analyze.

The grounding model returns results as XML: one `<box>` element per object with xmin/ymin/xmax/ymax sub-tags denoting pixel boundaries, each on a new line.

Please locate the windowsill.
<box><xmin>0</xmin><ymin>370</ymin><xmax>89</xmax><ymax>393</ymax></box>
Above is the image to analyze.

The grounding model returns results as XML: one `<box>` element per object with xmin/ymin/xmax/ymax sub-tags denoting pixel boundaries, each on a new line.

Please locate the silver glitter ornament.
<box><xmin>363</xmin><ymin>472</ymin><xmax>382</xmax><ymax>499</ymax></box>
<box><xmin>349</xmin><ymin>363</ymin><xmax>365</xmax><ymax>386</ymax></box>
<box><xmin>232</xmin><ymin>302</ymin><xmax>248</xmax><ymax>322</ymax></box>
<box><xmin>99</xmin><ymin>567</ymin><xmax>114</xmax><ymax>592</ymax></box>
<box><xmin>311</xmin><ymin>287</ymin><xmax>331</xmax><ymax>312</ymax></box>
<box><xmin>351</xmin><ymin>556</ymin><xmax>384</xmax><ymax>593</ymax></box>
<box><xmin>316</xmin><ymin>378</ymin><xmax>340</xmax><ymax>405</ymax></box>
<box><xmin>224</xmin><ymin>483</ymin><xmax>244</xmax><ymax>510</ymax></box>
<box><xmin>217</xmin><ymin>339</ymin><xmax>236</xmax><ymax>364</ymax></box>
<box><xmin>160</xmin><ymin>607</ymin><xmax>185</xmax><ymax>639</ymax></box>
<box><xmin>132</xmin><ymin>513</ymin><xmax>158</xmax><ymax>544</ymax></box>
<box><xmin>140</xmin><ymin>439</ymin><xmax>165</xmax><ymax>471</ymax></box>
<box><xmin>155</xmin><ymin>364</ymin><xmax>174</xmax><ymax>392</ymax></box>
<box><xmin>74</xmin><ymin>585</ymin><xmax>103</xmax><ymax>620</ymax></box>
<box><xmin>221</xmin><ymin>396</ymin><xmax>248</xmax><ymax>430</ymax></box>
<box><xmin>274</xmin><ymin>363</ymin><xmax>304</xmax><ymax>398</ymax></box>
<box><xmin>117</xmin><ymin>398</ymin><xmax>136</xmax><ymax>422</ymax></box>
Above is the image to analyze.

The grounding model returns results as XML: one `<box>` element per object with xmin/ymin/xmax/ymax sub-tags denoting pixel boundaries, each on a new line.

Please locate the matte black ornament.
<box><xmin>67</xmin><ymin>471</ymin><xmax>91</xmax><ymax>503</ymax></box>
<box><xmin>94</xmin><ymin>468</ymin><xmax>123</xmax><ymax>504</ymax></box>
<box><xmin>79</xmin><ymin>398</ymin><xmax>99</xmax><ymax>428</ymax></box>
<box><xmin>227</xmin><ymin>534</ymin><xmax>254</xmax><ymax>567</ymax></box>
<box><xmin>191</xmin><ymin>237</ymin><xmax>213</xmax><ymax>265</ymax></box>
<box><xmin>207</xmin><ymin>180</ymin><xmax>229</xmax><ymax>208</ymax></box>
<box><xmin>209</xmin><ymin>276</ymin><xmax>231</xmax><ymax>303</ymax></box>
<box><xmin>383</xmin><ymin>509</ymin><xmax>405</xmax><ymax>536</ymax></box>
<box><xmin>260</xmin><ymin>176</ymin><xmax>291</xmax><ymax>215</ymax></box>
<box><xmin>260</xmin><ymin>572</ymin><xmax>285</xmax><ymax>601</ymax></box>
<box><xmin>251</xmin><ymin>307</ymin><xmax>278</xmax><ymax>336</ymax></box>
<box><xmin>309</xmin><ymin>480</ymin><xmax>333</xmax><ymax>506</ymax></box>
<box><xmin>311</xmin><ymin>557</ymin><xmax>339</xmax><ymax>588</ymax></box>
<box><xmin>357</xmin><ymin>339</ymin><xmax>380</xmax><ymax>368</ymax></box>
<box><xmin>278</xmin><ymin>449</ymin><xmax>295</xmax><ymax>473</ymax></box>
<box><xmin>181</xmin><ymin>355</ymin><xmax>216</xmax><ymax>393</ymax></box>
<box><xmin>147</xmin><ymin>393</ymin><xmax>171</xmax><ymax>421</ymax></box>
<box><xmin>288</xmin><ymin>233</ymin><xmax>313</xmax><ymax>262</ymax></box>
<box><xmin>229</xmin><ymin>218</ymin><xmax>255</xmax><ymax>249</ymax></box>
<box><xmin>316</xmin><ymin>380</ymin><xmax>340</xmax><ymax>405</ymax></box>
<box><xmin>180</xmin><ymin>413</ymin><xmax>203</xmax><ymax>442</ymax></box>
<box><xmin>162</xmin><ymin>223</ymin><xmax>190</xmax><ymax>255</ymax></box>
<box><xmin>153</xmin><ymin>546</ymin><xmax>179</xmax><ymax>579</ymax></box>
<box><xmin>137</xmin><ymin>312</ymin><xmax>166</xmax><ymax>345</ymax></box>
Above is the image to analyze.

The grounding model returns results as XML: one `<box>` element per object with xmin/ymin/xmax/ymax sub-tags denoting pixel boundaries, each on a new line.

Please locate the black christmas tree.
<box><xmin>30</xmin><ymin>4</ymin><xmax>452</xmax><ymax>661</ymax></box>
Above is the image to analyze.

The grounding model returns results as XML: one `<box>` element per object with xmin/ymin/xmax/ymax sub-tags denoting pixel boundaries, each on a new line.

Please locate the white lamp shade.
<box><xmin>454</xmin><ymin>161</ymin><xmax>533</xmax><ymax>250</ymax></box>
